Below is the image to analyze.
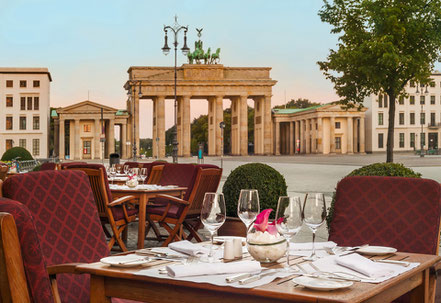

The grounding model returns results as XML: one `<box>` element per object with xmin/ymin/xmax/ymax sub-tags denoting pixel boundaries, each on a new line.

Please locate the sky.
<box><xmin>1</xmin><ymin>0</ymin><xmax>440</xmax><ymax>138</ymax></box>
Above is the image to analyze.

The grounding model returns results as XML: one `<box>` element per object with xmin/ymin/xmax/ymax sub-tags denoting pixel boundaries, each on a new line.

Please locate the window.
<box><xmin>6</xmin><ymin>117</ymin><xmax>12</xmax><ymax>130</ymax></box>
<box><xmin>378</xmin><ymin>113</ymin><xmax>384</xmax><ymax>125</ymax></box>
<box><xmin>27</xmin><ymin>97</ymin><xmax>32</xmax><ymax>110</ymax></box>
<box><xmin>399</xmin><ymin>133</ymin><xmax>405</xmax><ymax>148</ymax></box>
<box><xmin>421</xmin><ymin>132</ymin><xmax>426</xmax><ymax>147</ymax></box>
<box><xmin>410</xmin><ymin>133</ymin><xmax>415</xmax><ymax>148</ymax></box>
<box><xmin>20</xmin><ymin>97</ymin><xmax>25</xmax><ymax>110</ymax></box>
<box><xmin>6</xmin><ymin>80</ymin><xmax>13</xmax><ymax>88</ymax></box>
<box><xmin>33</xmin><ymin>116</ymin><xmax>40</xmax><ymax>130</ymax></box>
<box><xmin>384</xmin><ymin>95</ymin><xmax>388</xmax><ymax>107</ymax></box>
<box><xmin>19</xmin><ymin>139</ymin><xmax>26</xmax><ymax>149</ymax></box>
<box><xmin>410</xmin><ymin>96</ymin><xmax>415</xmax><ymax>105</ymax></box>
<box><xmin>421</xmin><ymin>112</ymin><xmax>425</xmax><ymax>125</ymax></box>
<box><xmin>398</xmin><ymin>96</ymin><xmax>404</xmax><ymax>105</ymax></box>
<box><xmin>19</xmin><ymin>117</ymin><xmax>26</xmax><ymax>130</ymax></box>
<box><xmin>335</xmin><ymin>137</ymin><xmax>341</xmax><ymax>149</ymax></box>
<box><xmin>378</xmin><ymin>95</ymin><xmax>383</xmax><ymax>108</ymax></box>
<box><xmin>335</xmin><ymin>122</ymin><xmax>341</xmax><ymax>129</ymax></box>
<box><xmin>431</xmin><ymin>95</ymin><xmax>435</xmax><ymax>105</ymax></box>
<box><xmin>6</xmin><ymin>96</ymin><xmax>13</xmax><ymax>107</ymax></box>
<box><xmin>430</xmin><ymin>81</ymin><xmax>435</xmax><ymax>88</ymax></box>
<box><xmin>410</xmin><ymin>113</ymin><xmax>415</xmax><ymax>125</ymax></box>
<box><xmin>420</xmin><ymin>96</ymin><xmax>425</xmax><ymax>105</ymax></box>
<box><xmin>6</xmin><ymin>140</ymin><xmax>13</xmax><ymax>150</ymax></box>
<box><xmin>399</xmin><ymin>113</ymin><xmax>404</xmax><ymax>125</ymax></box>
<box><xmin>32</xmin><ymin>139</ymin><xmax>40</xmax><ymax>156</ymax></box>
<box><xmin>431</xmin><ymin>112</ymin><xmax>436</xmax><ymax>125</ymax></box>
<box><xmin>410</xmin><ymin>81</ymin><xmax>415</xmax><ymax>87</ymax></box>
<box><xmin>34</xmin><ymin>97</ymin><xmax>39</xmax><ymax>110</ymax></box>
<box><xmin>83</xmin><ymin>124</ymin><xmax>91</xmax><ymax>132</ymax></box>
<box><xmin>20</xmin><ymin>80</ymin><xmax>27</xmax><ymax>88</ymax></box>
<box><xmin>378</xmin><ymin>133</ymin><xmax>384</xmax><ymax>148</ymax></box>
<box><xmin>33</xmin><ymin>80</ymin><xmax>40</xmax><ymax>88</ymax></box>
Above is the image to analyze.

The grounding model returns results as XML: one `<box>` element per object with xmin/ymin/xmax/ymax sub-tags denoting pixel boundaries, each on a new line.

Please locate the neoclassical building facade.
<box><xmin>124</xmin><ymin>64</ymin><xmax>276</xmax><ymax>158</ymax></box>
<box><xmin>272</xmin><ymin>104</ymin><xmax>366</xmax><ymax>154</ymax></box>
<box><xmin>54</xmin><ymin>101</ymin><xmax>129</xmax><ymax>160</ymax></box>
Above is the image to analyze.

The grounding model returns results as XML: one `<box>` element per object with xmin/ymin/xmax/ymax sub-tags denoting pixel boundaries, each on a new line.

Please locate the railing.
<box><xmin>17</xmin><ymin>160</ymin><xmax>40</xmax><ymax>172</ymax></box>
<box><xmin>428</xmin><ymin>122</ymin><xmax>441</xmax><ymax>129</ymax></box>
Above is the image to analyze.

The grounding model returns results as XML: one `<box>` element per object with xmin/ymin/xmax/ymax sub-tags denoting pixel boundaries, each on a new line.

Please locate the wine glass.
<box><xmin>302</xmin><ymin>193</ymin><xmax>326</xmax><ymax>261</ymax></box>
<box><xmin>123</xmin><ymin>165</ymin><xmax>129</xmax><ymax>175</ymax></box>
<box><xmin>108</xmin><ymin>166</ymin><xmax>116</xmax><ymax>185</ymax></box>
<box><xmin>139</xmin><ymin>168</ymin><xmax>147</xmax><ymax>184</ymax></box>
<box><xmin>201</xmin><ymin>192</ymin><xmax>226</xmax><ymax>261</ymax></box>
<box><xmin>237</xmin><ymin>189</ymin><xmax>260</xmax><ymax>231</ymax></box>
<box><xmin>275</xmin><ymin>196</ymin><xmax>303</xmax><ymax>271</ymax></box>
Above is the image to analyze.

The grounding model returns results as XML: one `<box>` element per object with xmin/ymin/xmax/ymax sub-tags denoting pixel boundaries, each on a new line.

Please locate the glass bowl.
<box><xmin>246</xmin><ymin>226</ymin><xmax>287</xmax><ymax>263</ymax></box>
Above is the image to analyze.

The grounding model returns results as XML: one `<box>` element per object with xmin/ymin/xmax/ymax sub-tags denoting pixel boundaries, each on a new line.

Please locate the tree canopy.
<box><xmin>318</xmin><ymin>0</ymin><xmax>441</xmax><ymax>162</ymax></box>
<box><xmin>273</xmin><ymin>98</ymin><xmax>321</xmax><ymax>110</ymax></box>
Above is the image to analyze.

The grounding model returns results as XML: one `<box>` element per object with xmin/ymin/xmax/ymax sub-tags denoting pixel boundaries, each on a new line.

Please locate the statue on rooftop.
<box><xmin>187</xmin><ymin>28</ymin><xmax>221</xmax><ymax>65</ymax></box>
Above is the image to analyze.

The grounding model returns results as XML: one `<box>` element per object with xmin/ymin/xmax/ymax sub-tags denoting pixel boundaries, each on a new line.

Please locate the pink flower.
<box><xmin>254</xmin><ymin>209</ymin><xmax>272</xmax><ymax>232</ymax></box>
<box><xmin>267</xmin><ymin>217</ymin><xmax>284</xmax><ymax>235</ymax></box>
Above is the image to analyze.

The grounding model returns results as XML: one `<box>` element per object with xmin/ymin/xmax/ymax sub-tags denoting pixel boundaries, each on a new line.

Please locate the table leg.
<box><xmin>137</xmin><ymin>195</ymin><xmax>147</xmax><ymax>249</ymax></box>
<box><xmin>90</xmin><ymin>275</ymin><xmax>111</xmax><ymax>303</ymax></box>
<box><xmin>410</xmin><ymin>268</ymin><xmax>430</xmax><ymax>303</ymax></box>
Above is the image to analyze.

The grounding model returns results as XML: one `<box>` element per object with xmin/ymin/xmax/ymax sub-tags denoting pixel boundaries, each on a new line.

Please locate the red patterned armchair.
<box><xmin>40</xmin><ymin>162</ymin><xmax>57</xmax><ymax>171</ymax></box>
<box><xmin>1</xmin><ymin>170</ymin><xmax>110</xmax><ymax>303</ymax></box>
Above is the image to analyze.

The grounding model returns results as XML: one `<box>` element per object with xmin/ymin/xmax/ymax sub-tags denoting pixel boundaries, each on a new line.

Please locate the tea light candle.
<box><xmin>233</xmin><ymin>238</ymin><xmax>243</xmax><ymax>258</ymax></box>
<box><xmin>224</xmin><ymin>239</ymin><xmax>235</xmax><ymax>260</ymax></box>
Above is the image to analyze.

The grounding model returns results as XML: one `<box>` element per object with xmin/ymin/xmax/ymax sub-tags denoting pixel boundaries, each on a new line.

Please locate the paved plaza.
<box><xmin>103</xmin><ymin>152</ymin><xmax>441</xmax><ymax>250</ymax></box>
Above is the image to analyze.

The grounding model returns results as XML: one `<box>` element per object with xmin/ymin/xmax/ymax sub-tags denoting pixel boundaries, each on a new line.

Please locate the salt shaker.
<box><xmin>224</xmin><ymin>239</ymin><xmax>235</xmax><ymax>260</ymax></box>
<box><xmin>233</xmin><ymin>238</ymin><xmax>243</xmax><ymax>259</ymax></box>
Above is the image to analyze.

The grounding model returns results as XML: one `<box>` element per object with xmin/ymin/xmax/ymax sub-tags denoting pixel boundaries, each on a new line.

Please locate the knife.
<box><xmin>239</xmin><ymin>270</ymin><xmax>277</xmax><ymax>285</ymax></box>
<box><xmin>374</xmin><ymin>259</ymin><xmax>410</xmax><ymax>267</ymax></box>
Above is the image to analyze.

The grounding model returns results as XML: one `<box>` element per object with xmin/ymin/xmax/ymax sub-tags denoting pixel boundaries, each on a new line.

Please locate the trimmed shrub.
<box><xmin>222</xmin><ymin>163</ymin><xmax>287</xmax><ymax>218</ymax></box>
<box><xmin>326</xmin><ymin>162</ymin><xmax>422</xmax><ymax>229</ymax></box>
<box><xmin>1</xmin><ymin>147</ymin><xmax>33</xmax><ymax>161</ymax></box>
<box><xmin>32</xmin><ymin>164</ymin><xmax>41</xmax><ymax>171</ymax></box>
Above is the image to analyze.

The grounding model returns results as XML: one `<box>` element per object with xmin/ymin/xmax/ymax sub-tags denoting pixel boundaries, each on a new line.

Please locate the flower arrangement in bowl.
<box><xmin>126</xmin><ymin>173</ymin><xmax>139</xmax><ymax>188</ymax></box>
<box><xmin>246</xmin><ymin>209</ymin><xmax>287</xmax><ymax>263</ymax></box>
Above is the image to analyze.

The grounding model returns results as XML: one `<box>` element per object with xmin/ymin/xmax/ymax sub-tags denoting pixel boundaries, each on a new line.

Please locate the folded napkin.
<box><xmin>290</xmin><ymin>241</ymin><xmax>337</xmax><ymax>251</ymax></box>
<box><xmin>166</xmin><ymin>260</ymin><xmax>261</xmax><ymax>278</ymax></box>
<box><xmin>336</xmin><ymin>253</ymin><xmax>394</xmax><ymax>279</ymax></box>
<box><xmin>168</xmin><ymin>240</ymin><xmax>210</xmax><ymax>257</ymax></box>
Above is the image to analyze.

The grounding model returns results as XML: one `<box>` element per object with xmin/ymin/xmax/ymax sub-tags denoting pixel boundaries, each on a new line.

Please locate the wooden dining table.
<box><xmin>110</xmin><ymin>185</ymin><xmax>187</xmax><ymax>249</ymax></box>
<box><xmin>77</xmin><ymin>251</ymin><xmax>440</xmax><ymax>303</ymax></box>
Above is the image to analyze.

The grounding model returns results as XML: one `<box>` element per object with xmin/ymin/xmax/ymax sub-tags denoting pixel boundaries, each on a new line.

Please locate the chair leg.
<box><xmin>109</xmin><ymin>222</ymin><xmax>128</xmax><ymax>252</ymax></box>
<box><xmin>161</xmin><ymin>223</ymin><xmax>183</xmax><ymax>247</ymax></box>
<box><xmin>102</xmin><ymin>223</ymin><xmax>112</xmax><ymax>238</ymax></box>
<box><xmin>183</xmin><ymin>220</ymin><xmax>203</xmax><ymax>242</ymax></box>
<box><xmin>146</xmin><ymin>215</ymin><xmax>162</xmax><ymax>241</ymax></box>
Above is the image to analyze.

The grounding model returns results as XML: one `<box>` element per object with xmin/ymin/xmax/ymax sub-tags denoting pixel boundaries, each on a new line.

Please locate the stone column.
<box><xmin>208</xmin><ymin>97</ymin><xmax>216</xmax><ymax>156</ymax></box>
<box><xmin>74</xmin><ymin>119</ymin><xmax>80</xmax><ymax>160</ymax></box>
<box><xmin>311</xmin><ymin>118</ymin><xmax>317</xmax><ymax>153</ymax></box>
<box><xmin>290</xmin><ymin>122</ymin><xmax>295</xmax><ymax>155</ymax></box>
<box><xmin>295</xmin><ymin>120</ymin><xmax>300</xmax><ymax>153</ymax></box>
<box><xmin>305</xmin><ymin>119</ymin><xmax>311</xmax><ymax>154</ymax></box>
<box><xmin>59</xmin><ymin>118</ymin><xmax>65</xmax><ymax>159</ymax></box>
<box><xmin>300</xmin><ymin>120</ymin><xmax>304</xmax><ymax>153</ymax></box>
<box><xmin>152</xmin><ymin>100</ymin><xmax>157</xmax><ymax>158</ymax></box>
<box><xmin>121</xmin><ymin>123</ymin><xmax>127</xmax><ymax>159</ymax></box>
<box><xmin>54</xmin><ymin>119</ymin><xmax>59</xmax><ymax>157</ymax></box>
<box><xmin>353</xmin><ymin>118</ymin><xmax>358</xmax><ymax>153</ymax></box>
<box><xmin>317</xmin><ymin>117</ymin><xmax>323</xmax><ymax>153</ymax></box>
<box><xmin>239</xmin><ymin>95</ymin><xmax>248</xmax><ymax>155</ymax></box>
<box><xmin>330</xmin><ymin>116</ymin><xmax>336</xmax><ymax>153</ymax></box>
<box><xmin>360</xmin><ymin>117</ymin><xmax>365</xmax><ymax>153</ymax></box>
<box><xmin>263</xmin><ymin>95</ymin><xmax>272</xmax><ymax>155</ymax></box>
<box><xmin>182</xmin><ymin>95</ymin><xmax>191</xmax><ymax>157</ymax></box>
<box><xmin>135</xmin><ymin>94</ymin><xmax>140</xmax><ymax>159</ymax></box>
<box><xmin>108</xmin><ymin>119</ymin><xmax>115</xmax><ymax>156</ymax></box>
<box><xmin>156</xmin><ymin>96</ymin><xmax>166</xmax><ymax>158</ymax></box>
<box><xmin>176</xmin><ymin>97</ymin><xmax>184</xmax><ymax>157</ymax></box>
<box><xmin>253</xmin><ymin>97</ymin><xmax>263</xmax><ymax>155</ymax></box>
<box><xmin>94</xmin><ymin>119</ymin><xmax>101</xmax><ymax>159</ymax></box>
<box><xmin>347</xmin><ymin>117</ymin><xmax>353</xmax><ymax>154</ymax></box>
<box><xmin>275</xmin><ymin>121</ymin><xmax>280</xmax><ymax>155</ymax></box>
<box><xmin>215</xmin><ymin>95</ymin><xmax>223</xmax><ymax>156</ymax></box>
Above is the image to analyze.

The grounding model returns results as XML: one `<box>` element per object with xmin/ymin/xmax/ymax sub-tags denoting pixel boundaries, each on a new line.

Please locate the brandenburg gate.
<box><xmin>125</xmin><ymin>64</ymin><xmax>276</xmax><ymax>158</ymax></box>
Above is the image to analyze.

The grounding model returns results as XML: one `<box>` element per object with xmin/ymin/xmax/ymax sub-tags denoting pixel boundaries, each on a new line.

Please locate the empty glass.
<box><xmin>275</xmin><ymin>196</ymin><xmax>303</xmax><ymax>270</ymax></box>
<box><xmin>302</xmin><ymin>193</ymin><xmax>326</xmax><ymax>261</ymax></box>
<box><xmin>108</xmin><ymin>166</ymin><xmax>116</xmax><ymax>184</ymax></box>
<box><xmin>139</xmin><ymin>168</ymin><xmax>147</xmax><ymax>184</ymax></box>
<box><xmin>123</xmin><ymin>165</ymin><xmax>129</xmax><ymax>175</ymax></box>
<box><xmin>201</xmin><ymin>193</ymin><xmax>226</xmax><ymax>261</ymax></box>
<box><xmin>237</xmin><ymin>189</ymin><xmax>260</xmax><ymax>230</ymax></box>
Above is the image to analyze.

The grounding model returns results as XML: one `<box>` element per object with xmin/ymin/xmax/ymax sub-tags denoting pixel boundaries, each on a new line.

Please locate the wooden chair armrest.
<box><xmin>108</xmin><ymin>195</ymin><xmax>136</xmax><ymax>207</ymax></box>
<box><xmin>155</xmin><ymin>194</ymin><xmax>189</xmax><ymax>206</ymax></box>
<box><xmin>47</xmin><ymin>263</ymin><xmax>82</xmax><ymax>276</ymax></box>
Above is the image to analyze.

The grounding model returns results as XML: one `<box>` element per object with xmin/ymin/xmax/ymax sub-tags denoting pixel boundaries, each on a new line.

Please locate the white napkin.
<box><xmin>290</xmin><ymin>241</ymin><xmax>337</xmax><ymax>251</ymax></box>
<box><xmin>336</xmin><ymin>253</ymin><xmax>394</xmax><ymax>279</ymax></box>
<box><xmin>166</xmin><ymin>260</ymin><xmax>261</xmax><ymax>278</ymax></box>
<box><xmin>168</xmin><ymin>240</ymin><xmax>210</xmax><ymax>256</ymax></box>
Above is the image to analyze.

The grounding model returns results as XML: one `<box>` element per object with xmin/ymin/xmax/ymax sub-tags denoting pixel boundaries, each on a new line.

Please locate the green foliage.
<box><xmin>1</xmin><ymin>147</ymin><xmax>34</xmax><ymax>161</ymax></box>
<box><xmin>32</xmin><ymin>164</ymin><xmax>41</xmax><ymax>171</ymax></box>
<box><xmin>326</xmin><ymin>162</ymin><xmax>422</xmax><ymax>229</ymax></box>
<box><xmin>222</xmin><ymin>163</ymin><xmax>287</xmax><ymax>218</ymax></box>
<box><xmin>318</xmin><ymin>0</ymin><xmax>441</xmax><ymax>162</ymax></box>
<box><xmin>273</xmin><ymin>98</ymin><xmax>321</xmax><ymax>110</ymax></box>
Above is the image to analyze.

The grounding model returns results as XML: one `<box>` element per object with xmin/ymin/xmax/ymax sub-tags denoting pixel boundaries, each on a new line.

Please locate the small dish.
<box><xmin>356</xmin><ymin>246</ymin><xmax>397</xmax><ymax>256</ymax></box>
<box><xmin>100</xmin><ymin>255</ymin><xmax>149</xmax><ymax>268</ymax></box>
<box><xmin>292</xmin><ymin>276</ymin><xmax>353</xmax><ymax>291</ymax></box>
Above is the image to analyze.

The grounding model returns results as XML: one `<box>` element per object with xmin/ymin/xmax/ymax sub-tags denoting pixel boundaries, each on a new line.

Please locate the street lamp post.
<box><xmin>416</xmin><ymin>84</ymin><xmax>429</xmax><ymax>157</ymax></box>
<box><xmin>161</xmin><ymin>16</ymin><xmax>190</xmax><ymax>163</ymax></box>
<box><xmin>127</xmin><ymin>81</ymin><xmax>142</xmax><ymax>161</ymax></box>
<box><xmin>219</xmin><ymin>121</ymin><xmax>225</xmax><ymax>169</ymax></box>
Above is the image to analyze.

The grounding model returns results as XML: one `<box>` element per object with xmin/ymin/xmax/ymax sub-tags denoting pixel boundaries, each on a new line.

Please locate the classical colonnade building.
<box><xmin>54</xmin><ymin>101</ymin><xmax>129</xmax><ymax>160</ymax></box>
<box><xmin>272</xmin><ymin>104</ymin><xmax>366</xmax><ymax>154</ymax></box>
<box><xmin>125</xmin><ymin>64</ymin><xmax>276</xmax><ymax>158</ymax></box>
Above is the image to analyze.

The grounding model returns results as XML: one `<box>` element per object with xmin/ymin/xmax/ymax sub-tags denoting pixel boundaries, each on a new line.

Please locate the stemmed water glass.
<box><xmin>201</xmin><ymin>192</ymin><xmax>226</xmax><ymax>262</ymax></box>
<box><xmin>123</xmin><ymin>165</ymin><xmax>129</xmax><ymax>175</ymax></box>
<box><xmin>302</xmin><ymin>193</ymin><xmax>326</xmax><ymax>261</ymax></box>
<box><xmin>139</xmin><ymin>168</ymin><xmax>147</xmax><ymax>184</ymax></box>
<box><xmin>108</xmin><ymin>166</ymin><xmax>116</xmax><ymax>185</ymax></box>
<box><xmin>237</xmin><ymin>189</ymin><xmax>260</xmax><ymax>231</ymax></box>
<box><xmin>275</xmin><ymin>196</ymin><xmax>303</xmax><ymax>271</ymax></box>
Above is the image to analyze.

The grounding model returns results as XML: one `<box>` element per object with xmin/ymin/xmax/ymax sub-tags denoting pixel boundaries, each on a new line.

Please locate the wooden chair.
<box><xmin>66</xmin><ymin>164</ymin><xmax>139</xmax><ymax>252</ymax></box>
<box><xmin>146</xmin><ymin>168</ymin><xmax>222</xmax><ymax>246</ymax></box>
<box><xmin>0</xmin><ymin>165</ymin><xmax>8</xmax><ymax>181</ymax></box>
<box><xmin>147</xmin><ymin>164</ymin><xmax>164</xmax><ymax>184</ymax></box>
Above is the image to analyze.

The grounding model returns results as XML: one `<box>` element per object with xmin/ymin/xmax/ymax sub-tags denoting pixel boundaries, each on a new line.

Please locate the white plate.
<box><xmin>213</xmin><ymin>236</ymin><xmax>246</xmax><ymax>244</ymax></box>
<box><xmin>292</xmin><ymin>276</ymin><xmax>353</xmax><ymax>291</ymax></box>
<box><xmin>356</xmin><ymin>246</ymin><xmax>397</xmax><ymax>256</ymax></box>
<box><xmin>100</xmin><ymin>255</ymin><xmax>149</xmax><ymax>268</ymax></box>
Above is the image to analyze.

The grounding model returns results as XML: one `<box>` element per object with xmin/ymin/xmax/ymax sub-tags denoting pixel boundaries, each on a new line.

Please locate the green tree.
<box><xmin>273</xmin><ymin>98</ymin><xmax>320</xmax><ymax>110</ymax></box>
<box><xmin>318</xmin><ymin>0</ymin><xmax>441</xmax><ymax>162</ymax></box>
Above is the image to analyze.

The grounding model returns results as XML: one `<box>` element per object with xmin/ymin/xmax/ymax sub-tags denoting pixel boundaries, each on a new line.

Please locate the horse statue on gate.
<box><xmin>210</xmin><ymin>48</ymin><xmax>221</xmax><ymax>64</ymax></box>
<box><xmin>187</xmin><ymin>28</ymin><xmax>221</xmax><ymax>65</ymax></box>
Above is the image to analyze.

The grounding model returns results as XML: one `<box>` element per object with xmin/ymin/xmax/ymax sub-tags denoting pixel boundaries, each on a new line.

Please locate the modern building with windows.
<box><xmin>363</xmin><ymin>72</ymin><xmax>441</xmax><ymax>153</ymax></box>
<box><xmin>0</xmin><ymin>68</ymin><xmax>51</xmax><ymax>158</ymax></box>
